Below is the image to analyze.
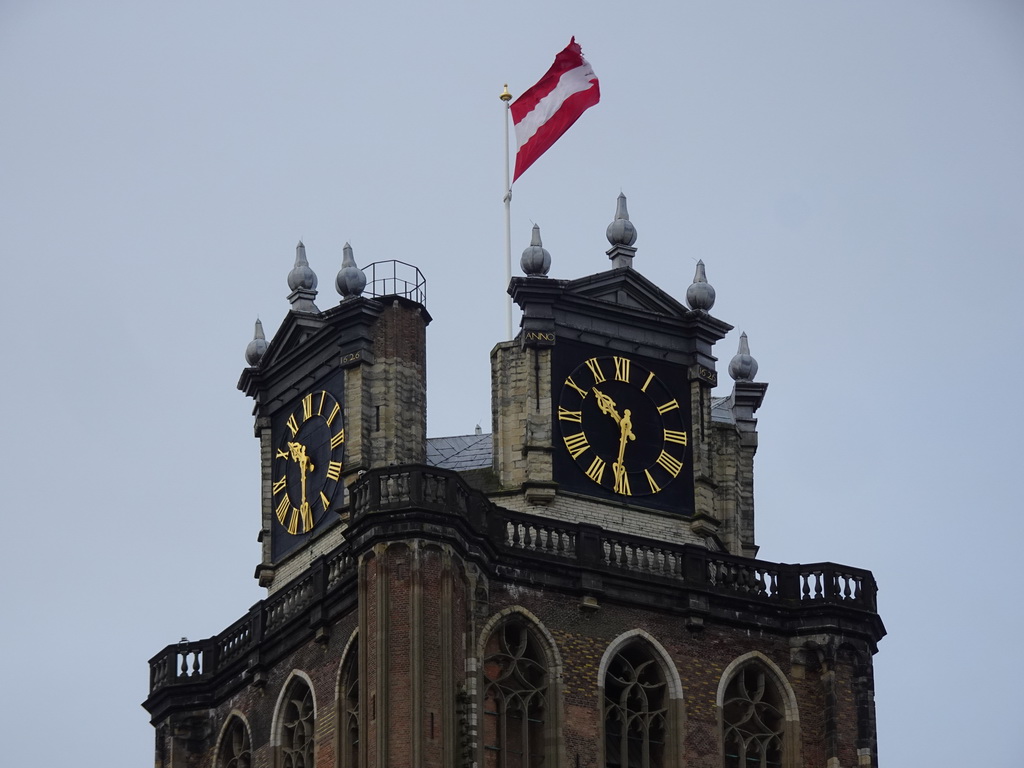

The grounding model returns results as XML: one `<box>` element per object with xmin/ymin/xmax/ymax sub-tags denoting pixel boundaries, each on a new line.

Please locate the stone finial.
<box><xmin>728</xmin><ymin>332</ymin><xmax>759</xmax><ymax>381</ymax></box>
<box><xmin>606</xmin><ymin>192</ymin><xmax>638</xmax><ymax>268</ymax></box>
<box><xmin>521</xmin><ymin>224</ymin><xmax>552</xmax><ymax>276</ymax></box>
<box><xmin>606</xmin><ymin>193</ymin><xmax>637</xmax><ymax>246</ymax></box>
<box><xmin>245</xmin><ymin>318</ymin><xmax>269</xmax><ymax>366</ymax></box>
<box><xmin>287</xmin><ymin>240</ymin><xmax>320</xmax><ymax>312</ymax></box>
<box><xmin>686</xmin><ymin>260</ymin><xmax>716</xmax><ymax>311</ymax></box>
<box><xmin>336</xmin><ymin>242</ymin><xmax>367</xmax><ymax>298</ymax></box>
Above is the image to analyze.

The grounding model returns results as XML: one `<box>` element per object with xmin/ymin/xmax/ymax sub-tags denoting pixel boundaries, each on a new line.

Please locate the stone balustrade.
<box><xmin>148</xmin><ymin>465</ymin><xmax>878</xmax><ymax>696</ymax></box>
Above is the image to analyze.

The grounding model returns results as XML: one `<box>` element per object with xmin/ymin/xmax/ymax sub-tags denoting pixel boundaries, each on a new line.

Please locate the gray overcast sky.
<box><xmin>2</xmin><ymin>1</ymin><xmax>1022</xmax><ymax>765</ymax></box>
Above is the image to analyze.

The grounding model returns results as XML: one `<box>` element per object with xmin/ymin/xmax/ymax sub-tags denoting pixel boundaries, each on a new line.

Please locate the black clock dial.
<box><xmin>272</xmin><ymin>389</ymin><xmax>345</xmax><ymax>536</ymax></box>
<box><xmin>557</xmin><ymin>354</ymin><xmax>689</xmax><ymax>498</ymax></box>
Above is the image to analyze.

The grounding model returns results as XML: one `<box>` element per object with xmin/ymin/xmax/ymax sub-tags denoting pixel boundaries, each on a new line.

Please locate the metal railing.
<box><xmin>362</xmin><ymin>260</ymin><xmax>426</xmax><ymax>305</ymax></box>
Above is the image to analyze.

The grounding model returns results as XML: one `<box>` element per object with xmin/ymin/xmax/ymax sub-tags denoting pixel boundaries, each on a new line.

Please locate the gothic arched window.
<box><xmin>604</xmin><ymin>643</ymin><xmax>668</xmax><ymax>768</ymax></box>
<box><xmin>339</xmin><ymin>641</ymin><xmax>360</xmax><ymax>768</ymax></box>
<box><xmin>482</xmin><ymin>621</ymin><xmax>549</xmax><ymax>768</ymax></box>
<box><xmin>722</xmin><ymin>665</ymin><xmax>784</xmax><ymax>768</ymax></box>
<box><xmin>279</xmin><ymin>678</ymin><xmax>315</xmax><ymax>768</ymax></box>
<box><xmin>218</xmin><ymin>715</ymin><xmax>251</xmax><ymax>768</ymax></box>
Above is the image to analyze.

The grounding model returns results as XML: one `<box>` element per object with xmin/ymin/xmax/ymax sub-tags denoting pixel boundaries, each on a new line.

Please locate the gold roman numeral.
<box><xmin>558</xmin><ymin>407</ymin><xmax>582</xmax><ymax>423</ymax></box>
<box><xmin>585</xmin><ymin>357</ymin><xmax>606</xmax><ymax>383</ymax></box>
<box><xmin>644</xmin><ymin>469</ymin><xmax>661</xmax><ymax>494</ymax></box>
<box><xmin>656</xmin><ymin>450</ymin><xmax>684</xmax><ymax>478</ymax></box>
<box><xmin>565</xmin><ymin>376</ymin><xmax>588</xmax><ymax>399</ymax></box>
<box><xmin>286</xmin><ymin>507</ymin><xmax>300</xmax><ymax>535</ymax></box>
<box><xmin>276</xmin><ymin>448</ymin><xmax>290</xmax><ymax>460</ymax></box>
<box><xmin>275</xmin><ymin>495</ymin><xmax>291</xmax><ymax>524</ymax></box>
<box><xmin>272</xmin><ymin>476</ymin><xmax>287</xmax><ymax>495</ymax></box>
<box><xmin>613</xmin><ymin>467</ymin><xmax>632</xmax><ymax>496</ymax></box>
<box><xmin>663</xmin><ymin>429</ymin><xmax>688</xmax><ymax>445</ymax></box>
<box><xmin>286</xmin><ymin>413</ymin><xmax>299</xmax><ymax>436</ymax></box>
<box><xmin>326</xmin><ymin>402</ymin><xmax>341</xmax><ymax>427</ymax></box>
<box><xmin>302</xmin><ymin>393</ymin><xmax>313</xmax><ymax>421</ymax></box>
<box><xmin>299</xmin><ymin>502</ymin><xmax>313</xmax><ymax>533</ymax></box>
<box><xmin>641</xmin><ymin>371</ymin><xmax>655</xmax><ymax>392</ymax></box>
<box><xmin>613</xmin><ymin>356</ymin><xmax>631</xmax><ymax>382</ymax></box>
<box><xmin>657</xmin><ymin>399</ymin><xmax>679</xmax><ymax>415</ymax></box>
<box><xmin>318</xmin><ymin>391</ymin><xmax>327</xmax><ymax>416</ymax></box>
<box><xmin>563</xmin><ymin>432</ymin><xmax>590</xmax><ymax>459</ymax></box>
<box><xmin>330</xmin><ymin>429</ymin><xmax>345</xmax><ymax>449</ymax></box>
<box><xmin>326</xmin><ymin>461</ymin><xmax>343</xmax><ymax>481</ymax></box>
<box><xmin>320</xmin><ymin>491</ymin><xmax>330</xmax><ymax>511</ymax></box>
<box><xmin>585</xmin><ymin>455</ymin><xmax>606</xmax><ymax>484</ymax></box>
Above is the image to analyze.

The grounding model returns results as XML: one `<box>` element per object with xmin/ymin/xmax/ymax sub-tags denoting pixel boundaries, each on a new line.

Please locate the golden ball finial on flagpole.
<box><xmin>499</xmin><ymin>84</ymin><xmax>512</xmax><ymax>102</ymax></box>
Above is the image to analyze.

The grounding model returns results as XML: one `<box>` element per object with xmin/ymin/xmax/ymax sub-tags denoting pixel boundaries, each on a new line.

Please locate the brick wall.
<box><xmin>470</xmin><ymin>580</ymin><xmax>871</xmax><ymax>768</ymax></box>
<box><xmin>366</xmin><ymin>302</ymin><xmax>427</xmax><ymax>468</ymax></box>
<box><xmin>151</xmin><ymin>533</ymin><xmax>876</xmax><ymax>768</ymax></box>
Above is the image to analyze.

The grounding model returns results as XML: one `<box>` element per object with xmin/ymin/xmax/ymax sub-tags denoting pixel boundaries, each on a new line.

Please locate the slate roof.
<box><xmin>711</xmin><ymin>396</ymin><xmax>735</xmax><ymax>424</ymax></box>
<box><xmin>426</xmin><ymin>432</ymin><xmax>493</xmax><ymax>471</ymax></box>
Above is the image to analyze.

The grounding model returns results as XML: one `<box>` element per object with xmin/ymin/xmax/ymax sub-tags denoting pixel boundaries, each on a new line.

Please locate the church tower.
<box><xmin>144</xmin><ymin>198</ymin><xmax>885</xmax><ymax>768</ymax></box>
<box><xmin>236</xmin><ymin>242</ymin><xmax>430</xmax><ymax>590</ymax></box>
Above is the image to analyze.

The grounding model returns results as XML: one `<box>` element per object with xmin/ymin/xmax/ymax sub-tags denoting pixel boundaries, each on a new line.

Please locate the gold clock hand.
<box><xmin>611</xmin><ymin>408</ymin><xmax>637</xmax><ymax>494</ymax></box>
<box><xmin>287</xmin><ymin>441</ymin><xmax>318</xmax><ymax>532</ymax></box>
<box><xmin>615</xmin><ymin>409</ymin><xmax>636</xmax><ymax>464</ymax></box>
<box><xmin>286</xmin><ymin>441</ymin><xmax>316</xmax><ymax>502</ymax></box>
<box><xmin>593</xmin><ymin>387</ymin><xmax>622</xmax><ymax>424</ymax></box>
<box><xmin>286</xmin><ymin>442</ymin><xmax>316</xmax><ymax>473</ymax></box>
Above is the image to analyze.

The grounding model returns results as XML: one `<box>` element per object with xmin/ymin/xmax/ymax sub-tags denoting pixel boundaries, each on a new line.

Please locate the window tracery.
<box><xmin>280</xmin><ymin>679</ymin><xmax>315</xmax><ymax>768</ymax></box>
<box><xmin>722</xmin><ymin>665</ymin><xmax>784</xmax><ymax>768</ymax></box>
<box><xmin>219</xmin><ymin>716</ymin><xmax>251</xmax><ymax>768</ymax></box>
<box><xmin>604</xmin><ymin>643</ymin><xmax>667</xmax><ymax>768</ymax></box>
<box><xmin>340</xmin><ymin>642</ymin><xmax>359</xmax><ymax>768</ymax></box>
<box><xmin>482</xmin><ymin>621</ymin><xmax>549</xmax><ymax>768</ymax></box>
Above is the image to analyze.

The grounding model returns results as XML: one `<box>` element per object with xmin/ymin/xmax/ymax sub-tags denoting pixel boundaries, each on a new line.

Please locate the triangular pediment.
<box><xmin>258</xmin><ymin>310</ymin><xmax>328</xmax><ymax>371</ymax></box>
<box><xmin>564</xmin><ymin>267</ymin><xmax>690</xmax><ymax>318</ymax></box>
<box><xmin>238</xmin><ymin>297</ymin><xmax>389</xmax><ymax>402</ymax></box>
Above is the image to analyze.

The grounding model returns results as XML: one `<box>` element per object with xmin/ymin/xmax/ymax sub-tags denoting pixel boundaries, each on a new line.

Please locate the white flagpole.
<box><xmin>500</xmin><ymin>84</ymin><xmax>513</xmax><ymax>340</ymax></box>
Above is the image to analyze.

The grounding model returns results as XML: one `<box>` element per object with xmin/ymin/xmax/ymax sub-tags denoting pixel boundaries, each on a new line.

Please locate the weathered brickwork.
<box><xmin>150</xmin><ymin>601</ymin><xmax>359</xmax><ymax>768</ymax></box>
<box><xmin>491</xmin><ymin>341</ymin><xmax>548</xmax><ymax>491</ymax></box>
<box><xmin>463</xmin><ymin>579</ymin><xmax>874</xmax><ymax>768</ymax></box>
<box><xmin>366</xmin><ymin>302</ymin><xmax>427</xmax><ymax>468</ymax></box>
<box><xmin>361</xmin><ymin>540</ymin><xmax>471</xmax><ymax>768</ymax></box>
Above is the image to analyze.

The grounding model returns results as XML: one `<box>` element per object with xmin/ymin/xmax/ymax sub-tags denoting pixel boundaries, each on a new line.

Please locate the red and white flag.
<box><xmin>511</xmin><ymin>37</ymin><xmax>600</xmax><ymax>182</ymax></box>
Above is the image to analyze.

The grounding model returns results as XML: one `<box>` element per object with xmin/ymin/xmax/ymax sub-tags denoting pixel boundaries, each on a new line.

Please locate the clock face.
<box><xmin>272</xmin><ymin>389</ymin><xmax>345</xmax><ymax>540</ymax></box>
<box><xmin>555</xmin><ymin>351</ymin><xmax>691</xmax><ymax>505</ymax></box>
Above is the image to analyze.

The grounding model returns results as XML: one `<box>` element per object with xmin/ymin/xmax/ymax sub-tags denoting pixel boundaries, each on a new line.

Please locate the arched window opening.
<box><xmin>219</xmin><ymin>716</ymin><xmax>251</xmax><ymax>768</ymax></box>
<box><xmin>482</xmin><ymin>621</ymin><xmax>549</xmax><ymax>768</ymax></box>
<box><xmin>722</xmin><ymin>665</ymin><xmax>784</xmax><ymax>768</ymax></box>
<box><xmin>604</xmin><ymin>643</ymin><xmax>667</xmax><ymax>768</ymax></box>
<box><xmin>340</xmin><ymin>642</ymin><xmax>360</xmax><ymax>768</ymax></box>
<box><xmin>280</xmin><ymin>679</ymin><xmax>315</xmax><ymax>768</ymax></box>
